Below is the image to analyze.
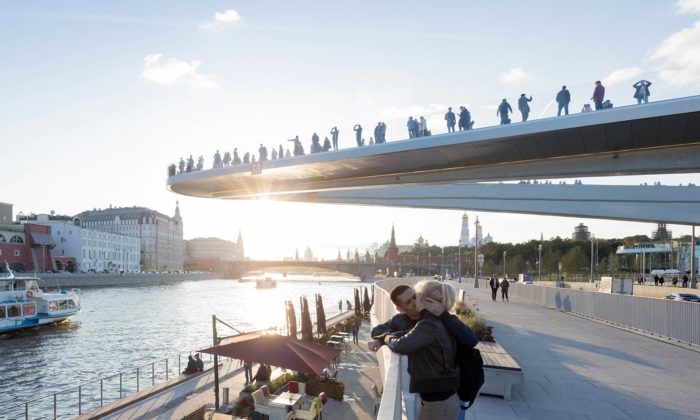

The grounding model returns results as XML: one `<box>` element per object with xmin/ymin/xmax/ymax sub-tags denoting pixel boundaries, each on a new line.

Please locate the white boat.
<box><xmin>255</xmin><ymin>277</ymin><xmax>277</xmax><ymax>289</ymax></box>
<box><xmin>1</xmin><ymin>264</ymin><xmax>81</xmax><ymax>334</ymax></box>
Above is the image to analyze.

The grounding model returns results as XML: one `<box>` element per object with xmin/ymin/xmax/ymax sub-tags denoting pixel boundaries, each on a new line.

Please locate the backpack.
<box><xmin>456</xmin><ymin>342</ymin><xmax>484</xmax><ymax>410</ymax></box>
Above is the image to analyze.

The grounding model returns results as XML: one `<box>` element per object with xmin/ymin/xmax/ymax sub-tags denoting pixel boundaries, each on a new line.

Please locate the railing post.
<box><xmin>152</xmin><ymin>362</ymin><xmax>155</xmax><ymax>386</ymax></box>
<box><xmin>119</xmin><ymin>373</ymin><xmax>123</xmax><ymax>397</ymax></box>
<box><xmin>166</xmin><ymin>358</ymin><xmax>169</xmax><ymax>380</ymax></box>
<box><xmin>53</xmin><ymin>393</ymin><xmax>57</xmax><ymax>419</ymax></box>
<box><xmin>137</xmin><ymin>367</ymin><xmax>140</xmax><ymax>392</ymax></box>
<box><xmin>100</xmin><ymin>379</ymin><xmax>104</xmax><ymax>406</ymax></box>
<box><xmin>24</xmin><ymin>402</ymin><xmax>28</xmax><ymax>420</ymax></box>
<box><xmin>78</xmin><ymin>385</ymin><xmax>82</xmax><ymax>415</ymax></box>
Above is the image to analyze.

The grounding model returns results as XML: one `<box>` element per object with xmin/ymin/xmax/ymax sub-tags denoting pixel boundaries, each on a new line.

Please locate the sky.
<box><xmin>3</xmin><ymin>0</ymin><xmax>700</xmax><ymax>260</ymax></box>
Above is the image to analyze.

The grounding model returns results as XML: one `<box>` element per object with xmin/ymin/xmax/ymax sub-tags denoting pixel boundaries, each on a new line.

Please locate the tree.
<box><xmin>506</xmin><ymin>254</ymin><xmax>527</xmax><ymax>276</ymax></box>
<box><xmin>562</xmin><ymin>246</ymin><xmax>588</xmax><ymax>273</ymax></box>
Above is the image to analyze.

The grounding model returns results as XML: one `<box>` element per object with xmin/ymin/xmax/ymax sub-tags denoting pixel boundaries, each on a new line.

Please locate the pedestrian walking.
<box><xmin>330</xmin><ymin>126</ymin><xmax>339</xmax><ymax>150</ymax></box>
<box><xmin>518</xmin><ymin>94</ymin><xmax>533</xmax><ymax>122</ymax></box>
<box><xmin>633</xmin><ymin>80</ymin><xmax>652</xmax><ymax>104</ymax></box>
<box><xmin>353</xmin><ymin>124</ymin><xmax>363</xmax><ymax>146</ymax></box>
<box><xmin>489</xmin><ymin>276</ymin><xmax>499</xmax><ymax>301</ymax></box>
<box><xmin>351</xmin><ymin>322</ymin><xmax>360</xmax><ymax>344</ymax></box>
<box><xmin>500</xmin><ymin>278</ymin><xmax>510</xmax><ymax>302</ymax></box>
<box><xmin>497</xmin><ymin>99</ymin><xmax>513</xmax><ymax>125</ymax></box>
<box><xmin>445</xmin><ymin>107</ymin><xmax>457</xmax><ymax>132</ymax></box>
<box><xmin>591</xmin><ymin>80</ymin><xmax>605</xmax><ymax>110</ymax></box>
<box><xmin>556</xmin><ymin>85</ymin><xmax>571</xmax><ymax>116</ymax></box>
<box><xmin>458</xmin><ymin>106</ymin><xmax>471</xmax><ymax>131</ymax></box>
<box><xmin>244</xmin><ymin>360</ymin><xmax>254</xmax><ymax>384</ymax></box>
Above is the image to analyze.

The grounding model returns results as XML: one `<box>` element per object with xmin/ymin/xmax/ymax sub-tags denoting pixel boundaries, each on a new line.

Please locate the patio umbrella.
<box><xmin>315</xmin><ymin>294</ymin><xmax>327</xmax><ymax>336</ymax></box>
<box><xmin>200</xmin><ymin>331</ymin><xmax>340</xmax><ymax>375</ymax></box>
<box><xmin>300</xmin><ymin>296</ymin><xmax>313</xmax><ymax>342</ymax></box>
<box><xmin>354</xmin><ymin>288</ymin><xmax>361</xmax><ymax>317</ymax></box>
<box><xmin>363</xmin><ymin>287</ymin><xmax>372</xmax><ymax>313</ymax></box>
<box><xmin>286</xmin><ymin>300</ymin><xmax>297</xmax><ymax>337</ymax></box>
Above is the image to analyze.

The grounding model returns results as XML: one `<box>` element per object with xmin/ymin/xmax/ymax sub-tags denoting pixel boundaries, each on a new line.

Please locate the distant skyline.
<box><xmin>3</xmin><ymin>1</ymin><xmax>700</xmax><ymax>259</ymax></box>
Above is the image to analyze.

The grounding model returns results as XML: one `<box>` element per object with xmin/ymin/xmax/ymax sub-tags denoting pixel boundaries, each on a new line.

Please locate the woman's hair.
<box><xmin>415</xmin><ymin>280</ymin><xmax>456</xmax><ymax>311</ymax></box>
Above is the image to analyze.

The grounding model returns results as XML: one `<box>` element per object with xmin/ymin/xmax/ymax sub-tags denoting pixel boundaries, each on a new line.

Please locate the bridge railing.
<box><xmin>509</xmin><ymin>283</ymin><xmax>700</xmax><ymax>346</ymax></box>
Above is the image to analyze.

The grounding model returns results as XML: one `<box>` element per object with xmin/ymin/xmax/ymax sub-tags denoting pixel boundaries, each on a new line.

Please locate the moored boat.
<box><xmin>255</xmin><ymin>277</ymin><xmax>277</xmax><ymax>289</ymax></box>
<box><xmin>1</xmin><ymin>264</ymin><xmax>81</xmax><ymax>334</ymax></box>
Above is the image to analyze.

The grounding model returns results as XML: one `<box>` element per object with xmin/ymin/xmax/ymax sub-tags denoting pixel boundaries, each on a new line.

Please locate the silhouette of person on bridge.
<box><xmin>289</xmin><ymin>136</ymin><xmax>305</xmax><ymax>156</ymax></box>
<box><xmin>518</xmin><ymin>94</ymin><xmax>533</xmax><ymax>122</ymax></box>
<box><xmin>353</xmin><ymin>124</ymin><xmax>364</xmax><ymax>146</ymax></box>
<box><xmin>278</xmin><ymin>144</ymin><xmax>284</xmax><ymax>160</ymax></box>
<box><xmin>243</xmin><ymin>152</ymin><xmax>250</xmax><ymax>164</ymax></box>
<box><xmin>322</xmin><ymin>137</ymin><xmax>332</xmax><ymax>152</ymax></box>
<box><xmin>445</xmin><ymin>107</ymin><xmax>456</xmax><ymax>132</ymax></box>
<box><xmin>195</xmin><ymin>353</ymin><xmax>204</xmax><ymax>372</ymax></box>
<box><xmin>310</xmin><ymin>133</ymin><xmax>322</xmax><ymax>153</ymax></box>
<box><xmin>497</xmin><ymin>99</ymin><xmax>513</xmax><ymax>125</ymax></box>
<box><xmin>556</xmin><ymin>85</ymin><xmax>571</xmax><ymax>116</ymax></box>
<box><xmin>213</xmin><ymin>150</ymin><xmax>222</xmax><ymax>168</ymax></box>
<box><xmin>633</xmin><ymin>80</ymin><xmax>652</xmax><ymax>104</ymax></box>
<box><xmin>592</xmin><ymin>80</ymin><xmax>605</xmax><ymax>110</ymax></box>
<box><xmin>330</xmin><ymin>126</ymin><xmax>339</xmax><ymax>150</ymax></box>
<box><xmin>259</xmin><ymin>144</ymin><xmax>268</xmax><ymax>161</ymax></box>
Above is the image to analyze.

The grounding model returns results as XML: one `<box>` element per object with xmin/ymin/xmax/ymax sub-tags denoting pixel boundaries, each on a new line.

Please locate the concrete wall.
<box><xmin>36</xmin><ymin>272</ymin><xmax>219</xmax><ymax>288</ymax></box>
<box><xmin>532</xmin><ymin>280</ymin><xmax>697</xmax><ymax>298</ymax></box>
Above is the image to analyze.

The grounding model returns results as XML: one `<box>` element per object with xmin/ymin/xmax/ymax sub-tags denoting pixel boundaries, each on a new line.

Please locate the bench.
<box><xmin>476</xmin><ymin>341</ymin><xmax>523</xmax><ymax>400</ymax></box>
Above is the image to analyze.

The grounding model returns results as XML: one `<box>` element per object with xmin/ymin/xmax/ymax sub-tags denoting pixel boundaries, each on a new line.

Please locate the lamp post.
<box><xmin>441</xmin><ymin>247</ymin><xmax>444</xmax><ymax>279</ymax></box>
<box><xmin>538</xmin><ymin>244</ymin><xmax>543</xmax><ymax>282</ymax></box>
<box><xmin>558</xmin><ymin>261</ymin><xmax>563</xmax><ymax>285</ymax></box>
<box><xmin>590</xmin><ymin>234</ymin><xmax>595</xmax><ymax>283</ymax></box>
<box><xmin>477</xmin><ymin>254</ymin><xmax>484</xmax><ymax>288</ymax></box>
<box><xmin>428</xmin><ymin>251</ymin><xmax>431</xmax><ymax>276</ymax></box>
<box><xmin>502</xmin><ymin>251</ymin><xmax>507</xmax><ymax>280</ymax></box>
<box><xmin>474</xmin><ymin>217</ymin><xmax>481</xmax><ymax>288</ymax></box>
<box><xmin>458</xmin><ymin>241</ymin><xmax>462</xmax><ymax>283</ymax></box>
<box><xmin>416</xmin><ymin>254</ymin><xmax>419</xmax><ymax>276</ymax></box>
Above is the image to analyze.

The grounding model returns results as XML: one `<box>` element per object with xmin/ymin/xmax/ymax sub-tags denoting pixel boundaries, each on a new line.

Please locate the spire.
<box><xmin>174</xmin><ymin>201</ymin><xmax>181</xmax><ymax>219</ymax></box>
<box><xmin>237</xmin><ymin>230</ymin><xmax>244</xmax><ymax>258</ymax></box>
<box><xmin>390</xmin><ymin>224</ymin><xmax>397</xmax><ymax>247</ymax></box>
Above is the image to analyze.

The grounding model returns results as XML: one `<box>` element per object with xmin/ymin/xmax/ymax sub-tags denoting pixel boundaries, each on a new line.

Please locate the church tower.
<box><xmin>236</xmin><ymin>230</ymin><xmax>245</xmax><ymax>259</ymax></box>
<box><xmin>386</xmin><ymin>225</ymin><xmax>399</xmax><ymax>262</ymax></box>
<box><xmin>459</xmin><ymin>212</ymin><xmax>470</xmax><ymax>247</ymax></box>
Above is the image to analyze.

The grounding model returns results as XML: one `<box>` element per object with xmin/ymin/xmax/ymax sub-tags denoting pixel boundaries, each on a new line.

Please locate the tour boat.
<box><xmin>255</xmin><ymin>277</ymin><xmax>277</xmax><ymax>289</ymax></box>
<box><xmin>0</xmin><ymin>264</ymin><xmax>81</xmax><ymax>334</ymax></box>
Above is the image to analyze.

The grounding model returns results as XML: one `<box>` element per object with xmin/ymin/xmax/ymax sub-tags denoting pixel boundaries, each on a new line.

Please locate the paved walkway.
<box><xmin>101</xmin><ymin>320</ymin><xmax>381</xmax><ymax>419</ymax></box>
<box><xmin>453</xmin><ymin>281</ymin><xmax>700</xmax><ymax>420</ymax></box>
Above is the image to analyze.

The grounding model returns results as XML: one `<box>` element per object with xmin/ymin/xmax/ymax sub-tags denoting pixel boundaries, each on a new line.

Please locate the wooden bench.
<box><xmin>476</xmin><ymin>341</ymin><xmax>523</xmax><ymax>400</ymax></box>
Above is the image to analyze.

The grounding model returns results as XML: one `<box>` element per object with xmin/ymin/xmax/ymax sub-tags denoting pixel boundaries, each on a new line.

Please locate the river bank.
<box><xmin>35</xmin><ymin>271</ymin><xmax>220</xmax><ymax>288</ymax></box>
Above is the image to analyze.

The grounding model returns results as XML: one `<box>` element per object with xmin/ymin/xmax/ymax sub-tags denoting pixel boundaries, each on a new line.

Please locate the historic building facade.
<box><xmin>74</xmin><ymin>203</ymin><xmax>184</xmax><ymax>272</ymax></box>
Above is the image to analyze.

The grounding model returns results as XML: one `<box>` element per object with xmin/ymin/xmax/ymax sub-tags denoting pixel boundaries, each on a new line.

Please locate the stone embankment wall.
<box><xmin>532</xmin><ymin>280</ymin><xmax>697</xmax><ymax>298</ymax></box>
<box><xmin>37</xmin><ymin>272</ymin><xmax>220</xmax><ymax>288</ymax></box>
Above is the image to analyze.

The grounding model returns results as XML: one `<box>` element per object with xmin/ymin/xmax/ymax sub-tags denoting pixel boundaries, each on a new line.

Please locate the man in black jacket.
<box><xmin>556</xmin><ymin>86</ymin><xmax>571</xmax><ymax>116</ymax></box>
<box><xmin>489</xmin><ymin>277</ymin><xmax>499</xmax><ymax>302</ymax></box>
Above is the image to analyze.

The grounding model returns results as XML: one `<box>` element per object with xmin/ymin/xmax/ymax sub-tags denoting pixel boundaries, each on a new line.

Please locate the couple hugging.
<box><xmin>368</xmin><ymin>280</ymin><xmax>478</xmax><ymax>420</ymax></box>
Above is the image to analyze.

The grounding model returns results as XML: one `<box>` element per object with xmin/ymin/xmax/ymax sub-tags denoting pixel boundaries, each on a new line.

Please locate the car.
<box><xmin>665</xmin><ymin>293</ymin><xmax>700</xmax><ymax>302</ymax></box>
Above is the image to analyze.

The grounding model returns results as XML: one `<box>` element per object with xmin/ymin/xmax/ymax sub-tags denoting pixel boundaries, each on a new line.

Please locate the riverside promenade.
<box><xmin>452</xmin><ymin>281</ymin><xmax>700</xmax><ymax>419</ymax></box>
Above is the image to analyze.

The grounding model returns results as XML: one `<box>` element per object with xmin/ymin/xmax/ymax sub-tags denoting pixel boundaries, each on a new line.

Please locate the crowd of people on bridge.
<box><xmin>168</xmin><ymin>79</ymin><xmax>654</xmax><ymax>176</ymax></box>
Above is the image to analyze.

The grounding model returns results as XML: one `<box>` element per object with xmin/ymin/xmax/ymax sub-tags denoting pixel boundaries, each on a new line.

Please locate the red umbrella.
<box><xmin>200</xmin><ymin>331</ymin><xmax>340</xmax><ymax>375</ymax></box>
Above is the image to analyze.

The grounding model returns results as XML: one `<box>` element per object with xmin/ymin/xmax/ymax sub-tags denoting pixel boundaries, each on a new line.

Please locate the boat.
<box><xmin>1</xmin><ymin>264</ymin><xmax>81</xmax><ymax>334</ymax></box>
<box><xmin>255</xmin><ymin>277</ymin><xmax>277</xmax><ymax>289</ymax></box>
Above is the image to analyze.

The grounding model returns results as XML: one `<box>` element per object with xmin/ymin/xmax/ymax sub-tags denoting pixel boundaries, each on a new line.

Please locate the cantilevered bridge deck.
<box><xmin>167</xmin><ymin>96</ymin><xmax>700</xmax><ymax>199</ymax></box>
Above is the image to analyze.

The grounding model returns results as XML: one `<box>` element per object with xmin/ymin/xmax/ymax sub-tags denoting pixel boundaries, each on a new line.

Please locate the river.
<box><xmin>0</xmin><ymin>275</ymin><xmax>363</xmax><ymax>419</ymax></box>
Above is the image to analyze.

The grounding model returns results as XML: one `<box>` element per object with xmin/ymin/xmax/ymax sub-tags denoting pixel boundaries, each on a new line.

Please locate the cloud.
<box><xmin>675</xmin><ymin>0</ymin><xmax>700</xmax><ymax>14</ymax></box>
<box><xmin>602</xmin><ymin>67</ymin><xmax>642</xmax><ymax>86</ymax></box>
<box><xmin>650</xmin><ymin>20</ymin><xmax>700</xmax><ymax>86</ymax></box>
<box><xmin>200</xmin><ymin>9</ymin><xmax>241</xmax><ymax>29</ymax></box>
<box><xmin>140</xmin><ymin>53</ymin><xmax>219</xmax><ymax>89</ymax></box>
<box><xmin>498</xmin><ymin>67</ymin><xmax>530</xmax><ymax>85</ymax></box>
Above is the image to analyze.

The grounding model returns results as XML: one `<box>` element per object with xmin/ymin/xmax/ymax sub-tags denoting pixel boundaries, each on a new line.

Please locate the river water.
<box><xmin>0</xmin><ymin>275</ymin><xmax>362</xmax><ymax>419</ymax></box>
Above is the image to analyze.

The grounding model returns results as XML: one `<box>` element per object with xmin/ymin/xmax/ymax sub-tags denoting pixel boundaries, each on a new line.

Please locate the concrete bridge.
<box><xmin>223</xmin><ymin>260</ymin><xmax>452</xmax><ymax>281</ymax></box>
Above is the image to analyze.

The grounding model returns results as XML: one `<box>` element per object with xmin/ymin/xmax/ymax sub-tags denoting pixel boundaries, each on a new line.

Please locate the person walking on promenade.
<box><xmin>500</xmin><ymin>278</ymin><xmax>510</xmax><ymax>302</ymax></box>
<box><xmin>351</xmin><ymin>322</ymin><xmax>360</xmax><ymax>344</ymax></box>
<box><xmin>497</xmin><ymin>99</ymin><xmax>513</xmax><ymax>125</ymax></box>
<box><xmin>243</xmin><ymin>360</ymin><xmax>254</xmax><ymax>384</ymax></box>
<box><xmin>518</xmin><ymin>94</ymin><xmax>533</xmax><ymax>122</ymax></box>
<box><xmin>445</xmin><ymin>107</ymin><xmax>457</xmax><ymax>132</ymax></box>
<box><xmin>353</xmin><ymin>124</ymin><xmax>364</xmax><ymax>146</ymax></box>
<box><xmin>489</xmin><ymin>276</ymin><xmax>500</xmax><ymax>301</ymax></box>
<box><xmin>633</xmin><ymin>80</ymin><xmax>652</xmax><ymax>104</ymax></box>
<box><xmin>592</xmin><ymin>80</ymin><xmax>605</xmax><ymax>110</ymax></box>
<box><xmin>330</xmin><ymin>126</ymin><xmax>339</xmax><ymax>150</ymax></box>
<box><xmin>556</xmin><ymin>85</ymin><xmax>571</xmax><ymax>116</ymax></box>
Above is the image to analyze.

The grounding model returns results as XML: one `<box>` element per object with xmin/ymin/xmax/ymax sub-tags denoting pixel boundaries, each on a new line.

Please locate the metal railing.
<box><xmin>509</xmin><ymin>283</ymin><xmax>700</xmax><ymax>346</ymax></box>
<box><xmin>0</xmin><ymin>346</ymin><xmax>214</xmax><ymax>420</ymax></box>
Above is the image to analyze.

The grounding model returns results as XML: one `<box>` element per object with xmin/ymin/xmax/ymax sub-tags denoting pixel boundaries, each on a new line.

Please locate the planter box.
<box><xmin>307</xmin><ymin>381</ymin><xmax>344</xmax><ymax>400</ymax></box>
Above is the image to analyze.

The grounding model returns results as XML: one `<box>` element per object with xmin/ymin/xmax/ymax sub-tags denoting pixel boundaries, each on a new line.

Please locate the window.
<box><xmin>14</xmin><ymin>250</ymin><xmax>20</xmax><ymax>257</ymax></box>
<box><xmin>22</xmin><ymin>304</ymin><xmax>36</xmax><ymax>316</ymax></box>
<box><xmin>0</xmin><ymin>306</ymin><xmax>5</xmax><ymax>318</ymax></box>
<box><xmin>7</xmin><ymin>305</ymin><xmax>20</xmax><ymax>317</ymax></box>
<box><xmin>0</xmin><ymin>234</ymin><xmax>5</xmax><ymax>242</ymax></box>
<box><xmin>9</xmin><ymin>235</ymin><xmax>23</xmax><ymax>244</ymax></box>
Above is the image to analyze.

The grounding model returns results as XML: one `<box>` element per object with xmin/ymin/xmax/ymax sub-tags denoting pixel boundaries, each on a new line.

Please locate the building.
<box><xmin>41</xmin><ymin>220</ymin><xmax>140</xmax><ymax>273</ymax></box>
<box><xmin>572</xmin><ymin>223</ymin><xmax>591</xmax><ymax>241</ymax></box>
<box><xmin>185</xmin><ymin>234</ymin><xmax>244</xmax><ymax>272</ymax></box>
<box><xmin>0</xmin><ymin>223</ymin><xmax>55</xmax><ymax>272</ymax></box>
<box><xmin>0</xmin><ymin>202</ymin><xmax>12</xmax><ymax>224</ymax></box>
<box><xmin>652</xmin><ymin>222</ymin><xmax>672</xmax><ymax>241</ymax></box>
<box><xmin>385</xmin><ymin>225</ymin><xmax>399</xmax><ymax>262</ymax></box>
<box><xmin>459</xmin><ymin>212</ymin><xmax>470</xmax><ymax>247</ymax></box>
<box><xmin>74</xmin><ymin>203</ymin><xmax>184</xmax><ymax>272</ymax></box>
<box><xmin>304</xmin><ymin>246</ymin><xmax>315</xmax><ymax>261</ymax></box>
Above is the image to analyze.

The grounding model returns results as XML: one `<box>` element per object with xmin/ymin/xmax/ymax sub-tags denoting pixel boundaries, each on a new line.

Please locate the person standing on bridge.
<box><xmin>518</xmin><ymin>94</ymin><xmax>533</xmax><ymax>122</ymax></box>
<box><xmin>633</xmin><ymin>80</ymin><xmax>652</xmax><ymax>104</ymax></box>
<box><xmin>591</xmin><ymin>80</ymin><xmax>605</xmax><ymax>110</ymax></box>
<box><xmin>353</xmin><ymin>124</ymin><xmax>364</xmax><ymax>146</ymax></box>
<box><xmin>489</xmin><ymin>276</ymin><xmax>500</xmax><ymax>301</ymax></box>
<box><xmin>445</xmin><ymin>107</ymin><xmax>457</xmax><ymax>133</ymax></box>
<box><xmin>330</xmin><ymin>126</ymin><xmax>339</xmax><ymax>150</ymax></box>
<box><xmin>556</xmin><ymin>85</ymin><xmax>571</xmax><ymax>116</ymax></box>
<box><xmin>500</xmin><ymin>278</ymin><xmax>510</xmax><ymax>302</ymax></box>
<box><xmin>419</xmin><ymin>116</ymin><xmax>428</xmax><ymax>137</ymax></box>
<box><xmin>497</xmin><ymin>99</ymin><xmax>513</xmax><ymax>125</ymax></box>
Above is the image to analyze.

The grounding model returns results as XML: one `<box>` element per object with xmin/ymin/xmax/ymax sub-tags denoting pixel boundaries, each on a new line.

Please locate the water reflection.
<box><xmin>0</xmin><ymin>276</ymin><xmax>359</xmax><ymax>417</ymax></box>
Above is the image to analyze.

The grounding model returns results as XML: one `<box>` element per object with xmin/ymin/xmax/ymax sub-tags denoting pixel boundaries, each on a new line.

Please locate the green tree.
<box><xmin>562</xmin><ymin>246</ymin><xmax>588</xmax><ymax>273</ymax></box>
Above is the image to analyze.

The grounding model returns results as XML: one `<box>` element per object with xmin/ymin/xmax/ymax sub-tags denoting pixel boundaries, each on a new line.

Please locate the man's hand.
<box><xmin>422</xmin><ymin>297</ymin><xmax>446</xmax><ymax>317</ymax></box>
<box><xmin>368</xmin><ymin>339</ymin><xmax>382</xmax><ymax>352</ymax></box>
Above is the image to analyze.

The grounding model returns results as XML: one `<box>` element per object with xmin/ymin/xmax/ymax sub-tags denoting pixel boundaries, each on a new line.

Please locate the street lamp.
<box><xmin>590</xmin><ymin>234</ymin><xmax>595</xmax><ymax>283</ymax></box>
<box><xmin>474</xmin><ymin>217</ymin><xmax>481</xmax><ymax>288</ymax></box>
<box><xmin>558</xmin><ymin>261</ymin><xmax>563</xmax><ymax>285</ymax></box>
<box><xmin>503</xmin><ymin>251</ymin><xmax>507</xmax><ymax>280</ymax></box>
<box><xmin>441</xmin><ymin>247</ymin><xmax>444</xmax><ymax>279</ymax></box>
<box><xmin>458</xmin><ymin>241</ymin><xmax>462</xmax><ymax>283</ymax></box>
<box><xmin>477</xmin><ymin>254</ymin><xmax>484</xmax><ymax>288</ymax></box>
<box><xmin>538</xmin><ymin>244</ymin><xmax>543</xmax><ymax>282</ymax></box>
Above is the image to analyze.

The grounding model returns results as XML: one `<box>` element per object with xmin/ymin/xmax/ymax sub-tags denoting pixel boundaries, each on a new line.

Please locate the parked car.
<box><xmin>665</xmin><ymin>293</ymin><xmax>700</xmax><ymax>302</ymax></box>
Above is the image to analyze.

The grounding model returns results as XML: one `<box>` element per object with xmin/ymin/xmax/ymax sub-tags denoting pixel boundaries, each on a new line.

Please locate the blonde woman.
<box><xmin>383</xmin><ymin>280</ymin><xmax>465</xmax><ymax>419</ymax></box>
